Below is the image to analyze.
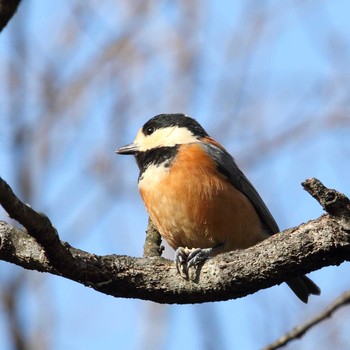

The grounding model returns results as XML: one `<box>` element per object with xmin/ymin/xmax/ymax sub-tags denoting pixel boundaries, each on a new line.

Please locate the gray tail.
<box><xmin>287</xmin><ymin>276</ymin><xmax>321</xmax><ymax>303</ymax></box>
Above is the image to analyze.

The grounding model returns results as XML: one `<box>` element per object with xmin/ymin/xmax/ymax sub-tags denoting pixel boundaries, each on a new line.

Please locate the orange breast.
<box><xmin>139</xmin><ymin>143</ymin><xmax>268</xmax><ymax>252</ymax></box>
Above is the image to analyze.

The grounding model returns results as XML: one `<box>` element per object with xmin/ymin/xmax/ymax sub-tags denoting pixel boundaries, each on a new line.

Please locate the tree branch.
<box><xmin>0</xmin><ymin>176</ymin><xmax>82</xmax><ymax>279</ymax></box>
<box><xmin>143</xmin><ymin>217</ymin><xmax>163</xmax><ymax>258</ymax></box>
<box><xmin>0</xmin><ymin>0</ymin><xmax>21</xmax><ymax>32</ymax></box>
<box><xmin>1</xmin><ymin>177</ymin><xmax>350</xmax><ymax>304</ymax></box>
<box><xmin>263</xmin><ymin>291</ymin><xmax>350</xmax><ymax>350</ymax></box>
<box><xmin>302</xmin><ymin>178</ymin><xmax>350</xmax><ymax>230</ymax></box>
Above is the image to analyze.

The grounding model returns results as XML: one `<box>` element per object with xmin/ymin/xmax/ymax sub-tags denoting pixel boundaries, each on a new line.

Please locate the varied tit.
<box><xmin>116</xmin><ymin>113</ymin><xmax>320</xmax><ymax>303</ymax></box>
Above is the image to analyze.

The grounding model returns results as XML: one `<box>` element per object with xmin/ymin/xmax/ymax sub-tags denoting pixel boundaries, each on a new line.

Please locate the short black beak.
<box><xmin>115</xmin><ymin>143</ymin><xmax>139</xmax><ymax>155</ymax></box>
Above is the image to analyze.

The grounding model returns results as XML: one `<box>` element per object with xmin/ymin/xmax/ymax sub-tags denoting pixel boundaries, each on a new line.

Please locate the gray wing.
<box><xmin>200</xmin><ymin>142</ymin><xmax>280</xmax><ymax>234</ymax></box>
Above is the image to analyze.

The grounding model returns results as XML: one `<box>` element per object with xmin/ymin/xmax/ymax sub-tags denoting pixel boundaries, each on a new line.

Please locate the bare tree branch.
<box><xmin>143</xmin><ymin>217</ymin><xmax>163</xmax><ymax>258</ymax></box>
<box><xmin>0</xmin><ymin>175</ymin><xmax>80</xmax><ymax>276</ymax></box>
<box><xmin>263</xmin><ymin>291</ymin><xmax>350</xmax><ymax>350</ymax></box>
<box><xmin>0</xmin><ymin>0</ymin><xmax>21</xmax><ymax>32</ymax></box>
<box><xmin>1</xmin><ymin>176</ymin><xmax>350</xmax><ymax>304</ymax></box>
<box><xmin>302</xmin><ymin>178</ymin><xmax>350</xmax><ymax>230</ymax></box>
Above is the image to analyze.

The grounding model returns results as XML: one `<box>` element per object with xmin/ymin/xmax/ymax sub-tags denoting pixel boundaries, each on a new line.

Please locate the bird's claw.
<box><xmin>175</xmin><ymin>246</ymin><xmax>213</xmax><ymax>276</ymax></box>
<box><xmin>187</xmin><ymin>247</ymin><xmax>212</xmax><ymax>268</ymax></box>
<box><xmin>175</xmin><ymin>247</ymin><xmax>189</xmax><ymax>274</ymax></box>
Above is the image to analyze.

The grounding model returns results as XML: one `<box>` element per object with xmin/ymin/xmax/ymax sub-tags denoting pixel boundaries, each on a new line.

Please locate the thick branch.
<box><xmin>0</xmin><ymin>214</ymin><xmax>349</xmax><ymax>304</ymax></box>
<box><xmin>1</xmin><ymin>176</ymin><xmax>350</xmax><ymax>304</ymax></box>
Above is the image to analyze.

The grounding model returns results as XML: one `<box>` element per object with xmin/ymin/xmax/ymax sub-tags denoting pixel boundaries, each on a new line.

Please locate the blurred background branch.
<box><xmin>264</xmin><ymin>291</ymin><xmax>350</xmax><ymax>350</ymax></box>
<box><xmin>1</xmin><ymin>1</ymin><xmax>350</xmax><ymax>349</ymax></box>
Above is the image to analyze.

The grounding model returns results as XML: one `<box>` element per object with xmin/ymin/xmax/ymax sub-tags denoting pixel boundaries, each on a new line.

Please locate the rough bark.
<box><xmin>1</xmin><ymin>176</ymin><xmax>350</xmax><ymax>304</ymax></box>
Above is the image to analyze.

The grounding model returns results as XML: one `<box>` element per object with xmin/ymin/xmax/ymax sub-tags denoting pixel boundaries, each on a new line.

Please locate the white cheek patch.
<box><xmin>136</xmin><ymin>127</ymin><xmax>198</xmax><ymax>152</ymax></box>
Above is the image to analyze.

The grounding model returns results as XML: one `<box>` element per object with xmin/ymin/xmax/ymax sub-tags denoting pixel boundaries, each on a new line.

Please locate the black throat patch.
<box><xmin>135</xmin><ymin>145</ymin><xmax>179</xmax><ymax>180</ymax></box>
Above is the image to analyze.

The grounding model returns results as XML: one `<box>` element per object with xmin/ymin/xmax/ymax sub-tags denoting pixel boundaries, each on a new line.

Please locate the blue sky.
<box><xmin>1</xmin><ymin>1</ymin><xmax>350</xmax><ymax>350</ymax></box>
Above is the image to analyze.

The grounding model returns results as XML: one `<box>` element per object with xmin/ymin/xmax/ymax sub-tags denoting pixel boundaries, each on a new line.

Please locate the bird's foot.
<box><xmin>175</xmin><ymin>246</ymin><xmax>213</xmax><ymax>276</ymax></box>
<box><xmin>175</xmin><ymin>247</ymin><xmax>189</xmax><ymax>275</ymax></box>
<box><xmin>187</xmin><ymin>247</ymin><xmax>213</xmax><ymax>268</ymax></box>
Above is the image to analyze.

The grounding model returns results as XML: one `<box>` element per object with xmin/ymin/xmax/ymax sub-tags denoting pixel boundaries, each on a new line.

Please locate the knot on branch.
<box><xmin>302</xmin><ymin>178</ymin><xmax>350</xmax><ymax>230</ymax></box>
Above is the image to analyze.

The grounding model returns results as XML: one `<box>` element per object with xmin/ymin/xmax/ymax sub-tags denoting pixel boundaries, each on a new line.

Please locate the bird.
<box><xmin>116</xmin><ymin>113</ymin><xmax>320</xmax><ymax>303</ymax></box>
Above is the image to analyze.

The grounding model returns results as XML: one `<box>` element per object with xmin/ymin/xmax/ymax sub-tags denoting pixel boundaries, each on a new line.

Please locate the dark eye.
<box><xmin>145</xmin><ymin>126</ymin><xmax>155</xmax><ymax>135</ymax></box>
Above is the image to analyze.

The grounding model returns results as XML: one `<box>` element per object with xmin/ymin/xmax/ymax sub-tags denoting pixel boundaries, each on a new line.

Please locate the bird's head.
<box><xmin>116</xmin><ymin>113</ymin><xmax>208</xmax><ymax>155</ymax></box>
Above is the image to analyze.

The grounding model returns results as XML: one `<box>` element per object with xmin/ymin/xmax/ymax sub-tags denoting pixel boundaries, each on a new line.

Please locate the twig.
<box><xmin>143</xmin><ymin>217</ymin><xmax>163</xmax><ymax>258</ymax></box>
<box><xmin>263</xmin><ymin>291</ymin><xmax>350</xmax><ymax>350</ymax></box>
<box><xmin>302</xmin><ymin>178</ymin><xmax>350</xmax><ymax>230</ymax></box>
